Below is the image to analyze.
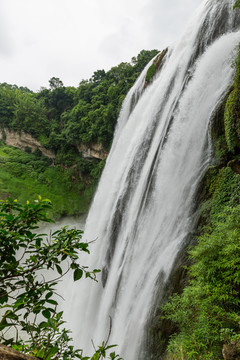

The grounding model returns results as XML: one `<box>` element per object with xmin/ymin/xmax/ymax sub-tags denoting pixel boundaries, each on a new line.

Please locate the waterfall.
<box><xmin>64</xmin><ymin>0</ymin><xmax>240</xmax><ymax>359</ymax></box>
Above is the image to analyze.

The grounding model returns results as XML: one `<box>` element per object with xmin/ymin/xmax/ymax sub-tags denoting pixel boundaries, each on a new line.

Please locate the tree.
<box><xmin>49</xmin><ymin>77</ymin><xmax>64</xmax><ymax>90</ymax></box>
<box><xmin>13</xmin><ymin>91</ymin><xmax>49</xmax><ymax>137</ymax></box>
<box><xmin>0</xmin><ymin>197</ymin><xmax>122</xmax><ymax>360</ymax></box>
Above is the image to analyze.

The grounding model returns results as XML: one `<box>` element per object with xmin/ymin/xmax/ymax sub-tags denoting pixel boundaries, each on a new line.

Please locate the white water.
<box><xmin>64</xmin><ymin>0</ymin><xmax>240</xmax><ymax>359</ymax></box>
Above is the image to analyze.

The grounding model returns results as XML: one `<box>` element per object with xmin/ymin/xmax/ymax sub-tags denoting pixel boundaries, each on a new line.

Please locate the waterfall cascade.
<box><xmin>64</xmin><ymin>0</ymin><xmax>240</xmax><ymax>359</ymax></box>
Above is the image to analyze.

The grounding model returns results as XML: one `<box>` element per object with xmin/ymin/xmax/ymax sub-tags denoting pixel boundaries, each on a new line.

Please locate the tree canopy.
<box><xmin>0</xmin><ymin>49</ymin><xmax>159</xmax><ymax>156</ymax></box>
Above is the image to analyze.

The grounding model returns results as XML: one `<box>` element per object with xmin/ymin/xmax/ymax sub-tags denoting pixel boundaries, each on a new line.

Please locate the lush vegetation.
<box><xmin>0</xmin><ymin>141</ymin><xmax>97</xmax><ymax>218</ymax></box>
<box><xmin>161</xmin><ymin>44</ymin><xmax>240</xmax><ymax>359</ymax></box>
<box><xmin>145</xmin><ymin>64</ymin><xmax>157</xmax><ymax>83</ymax></box>
<box><xmin>0</xmin><ymin>50</ymin><xmax>158</xmax><ymax>216</ymax></box>
<box><xmin>234</xmin><ymin>0</ymin><xmax>240</xmax><ymax>9</ymax></box>
<box><xmin>163</xmin><ymin>171</ymin><xmax>240</xmax><ymax>359</ymax></box>
<box><xmin>224</xmin><ymin>45</ymin><xmax>240</xmax><ymax>153</ymax></box>
<box><xmin>0</xmin><ymin>49</ymin><xmax>158</xmax><ymax>151</ymax></box>
<box><xmin>0</xmin><ymin>197</ymin><xmax>122</xmax><ymax>360</ymax></box>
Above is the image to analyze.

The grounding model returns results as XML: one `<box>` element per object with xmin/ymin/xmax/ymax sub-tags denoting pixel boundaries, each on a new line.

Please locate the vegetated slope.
<box><xmin>0</xmin><ymin>49</ymin><xmax>158</xmax><ymax>217</ymax></box>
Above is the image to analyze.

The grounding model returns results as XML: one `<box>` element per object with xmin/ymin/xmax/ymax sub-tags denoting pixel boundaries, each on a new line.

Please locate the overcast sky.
<box><xmin>0</xmin><ymin>0</ymin><xmax>203</xmax><ymax>91</ymax></box>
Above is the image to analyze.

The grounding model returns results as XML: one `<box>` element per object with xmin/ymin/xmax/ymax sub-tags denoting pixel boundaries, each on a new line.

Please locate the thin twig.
<box><xmin>105</xmin><ymin>316</ymin><xmax>112</xmax><ymax>348</ymax></box>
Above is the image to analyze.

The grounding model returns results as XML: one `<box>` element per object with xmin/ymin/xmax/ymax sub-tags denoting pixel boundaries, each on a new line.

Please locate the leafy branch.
<box><xmin>0</xmin><ymin>197</ymin><xmax>121</xmax><ymax>360</ymax></box>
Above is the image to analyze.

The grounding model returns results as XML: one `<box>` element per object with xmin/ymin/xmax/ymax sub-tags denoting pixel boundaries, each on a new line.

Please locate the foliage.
<box><xmin>0</xmin><ymin>49</ymin><xmax>158</xmax><ymax>153</ymax></box>
<box><xmin>145</xmin><ymin>64</ymin><xmax>156</xmax><ymax>83</ymax></box>
<box><xmin>0</xmin><ymin>50</ymin><xmax>158</xmax><ymax>209</ymax></box>
<box><xmin>224</xmin><ymin>46</ymin><xmax>240</xmax><ymax>153</ymax></box>
<box><xmin>163</xmin><ymin>40</ymin><xmax>240</xmax><ymax>358</ymax></box>
<box><xmin>210</xmin><ymin>167</ymin><xmax>240</xmax><ymax>218</ymax></box>
<box><xmin>0</xmin><ymin>197</ymin><xmax>122</xmax><ymax>360</ymax></box>
<box><xmin>0</xmin><ymin>142</ymin><xmax>94</xmax><ymax>217</ymax></box>
<box><xmin>234</xmin><ymin>0</ymin><xmax>240</xmax><ymax>9</ymax></box>
<box><xmin>163</xmin><ymin>205</ymin><xmax>240</xmax><ymax>360</ymax></box>
<box><xmin>162</xmin><ymin>162</ymin><xmax>240</xmax><ymax>359</ymax></box>
<box><xmin>49</xmin><ymin>77</ymin><xmax>64</xmax><ymax>90</ymax></box>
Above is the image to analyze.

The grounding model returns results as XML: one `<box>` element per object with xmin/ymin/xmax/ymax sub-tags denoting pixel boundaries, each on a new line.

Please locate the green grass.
<box><xmin>0</xmin><ymin>142</ymin><xmax>96</xmax><ymax>218</ymax></box>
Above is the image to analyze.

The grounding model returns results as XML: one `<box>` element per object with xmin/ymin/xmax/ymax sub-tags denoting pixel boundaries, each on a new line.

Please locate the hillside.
<box><xmin>0</xmin><ymin>49</ymin><xmax>158</xmax><ymax>217</ymax></box>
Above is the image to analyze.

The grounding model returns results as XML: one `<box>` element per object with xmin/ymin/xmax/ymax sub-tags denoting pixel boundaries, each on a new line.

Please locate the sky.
<box><xmin>0</xmin><ymin>0</ymin><xmax>203</xmax><ymax>91</ymax></box>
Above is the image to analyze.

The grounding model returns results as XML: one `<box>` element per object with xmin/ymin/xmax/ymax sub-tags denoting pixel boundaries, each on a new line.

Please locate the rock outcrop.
<box><xmin>77</xmin><ymin>142</ymin><xmax>108</xmax><ymax>160</ymax></box>
<box><xmin>222</xmin><ymin>342</ymin><xmax>240</xmax><ymax>360</ymax></box>
<box><xmin>0</xmin><ymin>128</ymin><xmax>108</xmax><ymax>161</ymax></box>
<box><xmin>0</xmin><ymin>344</ymin><xmax>38</xmax><ymax>360</ymax></box>
<box><xmin>0</xmin><ymin>128</ymin><xmax>55</xmax><ymax>159</ymax></box>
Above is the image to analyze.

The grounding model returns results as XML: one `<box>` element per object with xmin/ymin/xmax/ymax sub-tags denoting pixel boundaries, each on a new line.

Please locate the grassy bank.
<box><xmin>0</xmin><ymin>141</ymin><xmax>96</xmax><ymax>218</ymax></box>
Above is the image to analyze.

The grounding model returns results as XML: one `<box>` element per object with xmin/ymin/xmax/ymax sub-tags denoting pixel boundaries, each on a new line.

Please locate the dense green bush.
<box><xmin>163</xmin><ymin>205</ymin><xmax>240</xmax><ymax>360</ymax></box>
<box><xmin>0</xmin><ymin>142</ymin><xmax>94</xmax><ymax>217</ymax></box>
<box><xmin>0</xmin><ymin>197</ymin><xmax>122</xmax><ymax>360</ymax></box>
<box><xmin>224</xmin><ymin>46</ymin><xmax>240</xmax><ymax>153</ymax></box>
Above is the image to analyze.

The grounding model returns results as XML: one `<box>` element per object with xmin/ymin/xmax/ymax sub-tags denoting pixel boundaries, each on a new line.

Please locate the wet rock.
<box><xmin>222</xmin><ymin>341</ymin><xmax>240</xmax><ymax>360</ymax></box>
<box><xmin>228</xmin><ymin>159</ymin><xmax>240</xmax><ymax>175</ymax></box>
<box><xmin>77</xmin><ymin>142</ymin><xmax>108</xmax><ymax>160</ymax></box>
<box><xmin>0</xmin><ymin>344</ymin><xmax>38</xmax><ymax>360</ymax></box>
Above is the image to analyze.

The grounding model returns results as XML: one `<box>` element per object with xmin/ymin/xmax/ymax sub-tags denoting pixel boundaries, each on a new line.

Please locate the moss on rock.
<box><xmin>224</xmin><ymin>46</ymin><xmax>240</xmax><ymax>153</ymax></box>
<box><xmin>146</xmin><ymin>64</ymin><xmax>157</xmax><ymax>83</ymax></box>
<box><xmin>144</xmin><ymin>49</ymin><xmax>168</xmax><ymax>87</ymax></box>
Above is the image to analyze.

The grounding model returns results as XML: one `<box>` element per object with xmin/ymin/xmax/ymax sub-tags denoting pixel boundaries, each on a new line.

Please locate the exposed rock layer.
<box><xmin>0</xmin><ymin>128</ymin><xmax>108</xmax><ymax>161</ymax></box>
<box><xmin>222</xmin><ymin>342</ymin><xmax>240</xmax><ymax>360</ymax></box>
<box><xmin>77</xmin><ymin>142</ymin><xmax>108</xmax><ymax>160</ymax></box>
<box><xmin>0</xmin><ymin>129</ymin><xmax>55</xmax><ymax>159</ymax></box>
<box><xmin>0</xmin><ymin>344</ymin><xmax>37</xmax><ymax>360</ymax></box>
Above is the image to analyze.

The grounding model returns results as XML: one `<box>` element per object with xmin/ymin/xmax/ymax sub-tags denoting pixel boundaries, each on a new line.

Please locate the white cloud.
<box><xmin>0</xmin><ymin>0</ymin><xmax>203</xmax><ymax>91</ymax></box>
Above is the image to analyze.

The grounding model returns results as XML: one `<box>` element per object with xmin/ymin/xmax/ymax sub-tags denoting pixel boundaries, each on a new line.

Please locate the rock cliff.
<box><xmin>0</xmin><ymin>128</ymin><xmax>55</xmax><ymax>159</ymax></box>
<box><xmin>0</xmin><ymin>128</ymin><xmax>108</xmax><ymax>161</ymax></box>
<box><xmin>77</xmin><ymin>142</ymin><xmax>108</xmax><ymax>160</ymax></box>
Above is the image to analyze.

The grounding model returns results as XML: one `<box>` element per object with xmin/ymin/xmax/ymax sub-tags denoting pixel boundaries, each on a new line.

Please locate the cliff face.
<box><xmin>0</xmin><ymin>128</ymin><xmax>108</xmax><ymax>162</ymax></box>
<box><xmin>0</xmin><ymin>128</ymin><xmax>55</xmax><ymax>159</ymax></box>
<box><xmin>77</xmin><ymin>142</ymin><xmax>108</xmax><ymax>160</ymax></box>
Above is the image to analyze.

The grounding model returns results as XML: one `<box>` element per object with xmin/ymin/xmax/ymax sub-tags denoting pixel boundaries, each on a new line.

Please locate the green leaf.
<box><xmin>36</xmin><ymin>349</ymin><xmax>45</xmax><ymax>358</ymax></box>
<box><xmin>46</xmin><ymin>299</ymin><xmax>58</xmax><ymax>305</ymax></box>
<box><xmin>39</xmin><ymin>321</ymin><xmax>48</xmax><ymax>328</ymax></box>
<box><xmin>91</xmin><ymin>353</ymin><xmax>100</xmax><ymax>360</ymax></box>
<box><xmin>56</xmin><ymin>264</ymin><xmax>62</xmax><ymax>275</ymax></box>
<box><xmin>36</xmin><ymin>238</ymin><xmax>41</xmax><ymax>247</ymax></box>
<box><xmin>42</xmin><ymin>309</ymin><xmax>51</xmax><ymax>319</ymax></box>
<box><xmin>74</xmin><ymin>268</ymin><xmax>83</xmax><ymax>281</ymax></box>
<box><xmin>46</xmin><ymin>292</ymin><xmax>53</xmax><ymax>300</ymax></box>
<box><xmin>0</xmin><ymin>291</ymin><xmax>8</xmax><ymax>304</ymax></box>
<box><xmin>45</xmin><ymin>346</ymin><xmax>59</xmax><ymax>360</ymax></box>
